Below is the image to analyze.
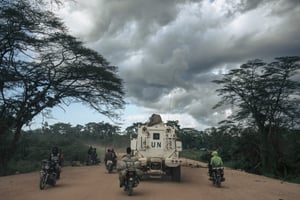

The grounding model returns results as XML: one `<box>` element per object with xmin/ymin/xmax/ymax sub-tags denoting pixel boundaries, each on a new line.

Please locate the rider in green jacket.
<box><xmin>209</xmin><ymin>151</ymin><xmax>225</xmax><ymax>181</ymax></box>
<box><xmin>210</xmin><ymin>151</ymin><xmax>223</xmax><ymax>167</ymax></box>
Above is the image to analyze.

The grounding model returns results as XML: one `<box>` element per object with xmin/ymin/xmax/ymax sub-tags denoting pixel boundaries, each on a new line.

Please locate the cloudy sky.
<box><xmin>31</xmin><ymin>0</ymin><xmax>300</xmax><ymax>131</ymax></box>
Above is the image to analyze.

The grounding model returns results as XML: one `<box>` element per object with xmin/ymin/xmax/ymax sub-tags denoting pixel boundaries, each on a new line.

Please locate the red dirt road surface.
<box><xmin>0</xmin><ymin>162</ymin><xmax>299</xmax><ymax>200</ymax></box>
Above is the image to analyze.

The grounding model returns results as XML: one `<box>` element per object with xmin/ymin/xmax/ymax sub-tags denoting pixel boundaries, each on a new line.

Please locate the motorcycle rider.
<box><xmin>88</xmin><ymin>146</ymin><xmax>93</xmax><ymax>156</ymax></box>
<box><xmin>92</xmin><ymin>148</ymin><xmax>98</xmax><ymax>163</ymax></box>
<box><xmin>209</xmin><ymin>151</ymin><xmax>225</xmax><ymax>181</ymax></box>
<box><xmin>87</xmin><ymin>146</ymin><xmax>93</xmax><ymax>163</ymax></box>
<box><xmin>207</xmin><ymin>150</ymin><xmax>213</xmax><ymax>180</ymax></box>
<box><xmin>104</xmin><ymin>148</ymin><xmax>114</xmax><ymax>168</ymax></box>
<box><xmin>117</xmin><ymin>147</ymin><xmax>143</xmax><ymax>187</ymax></box>
<box><xmin>49</xmin><ymin>146</ymin><xmax>62</xmax><ymax>179</ymax></box>
<box><xmin>111</xmin><ymin>148</ymin><xmax>117</xmax><ymax>167</ymax></box>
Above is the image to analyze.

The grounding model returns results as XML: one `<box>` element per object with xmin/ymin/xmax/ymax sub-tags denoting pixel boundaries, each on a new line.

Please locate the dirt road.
<box><xmin>0</xmin><ymin>163</ymin><xmax>299</xmax><ymax>200</ymax></box>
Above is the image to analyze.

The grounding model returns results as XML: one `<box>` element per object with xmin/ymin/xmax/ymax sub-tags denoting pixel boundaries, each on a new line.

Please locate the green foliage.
<box><xmin>181</xmin><ymin>149</ymin><xmax>204</xmax><ymax>161</ymax></box>
<box><xmin>6</xmin><ymin>160</ymin><xmax>41</xmax><ymax>175</ymax></box>
<box><xmin>0</xmin><ymin>121</ymin><xmax>130</xmax><ymax>176</ymax></box>
<box><xmin>177</xmin><ymin>128</ymin><xmax>205</xmax><ymax>149</ymax></box>
<box><xmin>181</xmin><ymin>149</ymin><xmax>215</xmax><ymax>166</ymax></box>
<box><xmin>0</xmin><ymin>131</ymin><xmax>89</xmax><ymax>175</ymax></box>
<box><xmin>275</xmin><ymin>129</ymin><xmax>300</xmax><ymax>177</ymax></box>
<box><xmin>179</xmin><ymin>121</ymin><xmax>300</xmax><ymax>183</ymax></box>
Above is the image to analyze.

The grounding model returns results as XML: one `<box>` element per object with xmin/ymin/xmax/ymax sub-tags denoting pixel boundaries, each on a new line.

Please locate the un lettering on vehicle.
<box><xmin>151</xmin><ymin>132</ymin><xmax>162</xmax><ymax>148</ymax></box>
<box><xmin>151</xmin><ymin>141</ymin><xmax>162</xmax><ymax>148</ymax></box>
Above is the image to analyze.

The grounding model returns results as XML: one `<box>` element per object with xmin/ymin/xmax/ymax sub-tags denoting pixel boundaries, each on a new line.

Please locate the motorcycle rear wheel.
<box><xmin>127</xmin><ymin>183</ymin><xmax>133</xmax><ymax>196</ymax></box>
<box><xmin>212</xmin><ymin>172</ymin><xmax>221</xmax><ymax>187</ymax></box>
<box><xmin>108</xmin><ymin>164</ymin><xmax>113</xmax><ymax>173</ymax></box>
<box><xmin>216</xmin><ymin>176</ymin><xmax>221</xmax><ymax>187</ymax></box>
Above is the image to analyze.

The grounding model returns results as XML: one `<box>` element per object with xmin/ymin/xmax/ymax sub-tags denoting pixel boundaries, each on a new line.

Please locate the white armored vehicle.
<box><xmin>130</xmin><ymin>114</ymin><xmax>182</xmax><ymax>182</ymax></box>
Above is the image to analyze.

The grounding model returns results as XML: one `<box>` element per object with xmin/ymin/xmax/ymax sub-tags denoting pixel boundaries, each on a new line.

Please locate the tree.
<box><xmin>84</xmin><ymin>122</ymin><xmax>120</xmax><ymax>139</ymax></box>
<box><xmin>213</xmin><ymin>56</ymin><xmax>300</xmax><ymax>174</ymax></box>
<box><xmin>177</xmin><ymin>128</ymin><xmax>201</xmax><ymax>149</ymax></box>
<box><xmin>0</xmin><ymin>0</ymin><xmax>125</xmax><ymax>168</ymax></box>
<box><xmin>125</xmin><ymin>122</ymin><xmax>143</xmax><ymax>137</ymax></box>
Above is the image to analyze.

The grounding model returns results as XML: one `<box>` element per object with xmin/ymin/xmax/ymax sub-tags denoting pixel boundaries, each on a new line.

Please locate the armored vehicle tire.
<box><xmin>171</xmin><ymin>166</ymin><xmax>181</xmax><ymax>182</ymax></box>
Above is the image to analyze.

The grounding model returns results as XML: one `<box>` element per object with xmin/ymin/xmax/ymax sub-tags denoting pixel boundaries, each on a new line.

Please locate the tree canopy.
<box><xmin>213</xmin><ymin>56</ymin><xmax>300</xmax><ymax>174</ymax></box>
<box><xmin>0</xmin><ymin>0</ymin><xmax>125</xmax><ymax>167</ymax></box>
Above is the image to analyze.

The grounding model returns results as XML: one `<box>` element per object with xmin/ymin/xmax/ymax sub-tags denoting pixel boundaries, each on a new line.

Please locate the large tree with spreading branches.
<box><xmin>0</xmin><ymin>0</ymin><xmax>125</xmax><ymax>168</ymax></box>
<box><xmin>213</xmin><ymin>56</ymin><xmax>300</xmax><ymax>174</ymax></box>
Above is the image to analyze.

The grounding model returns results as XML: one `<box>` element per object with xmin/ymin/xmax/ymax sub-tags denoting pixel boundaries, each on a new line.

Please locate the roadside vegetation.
<box><xmin>2</xmin><ymin>121</ymin><xmax>299</xmax><ymax>184</ymax></box>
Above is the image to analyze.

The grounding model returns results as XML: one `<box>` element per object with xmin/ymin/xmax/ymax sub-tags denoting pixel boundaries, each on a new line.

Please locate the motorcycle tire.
<box><xmin>39</xmin><ymin>174</ymin><xmax>47</xmax><ymax>190</ymax></box>
<box><xmin>127</xmin><ymin>182</ymin><xmax>133</xmax><ymax>196</ymax></box>
<box><xmin>216</xmin><ymin>176</ymin><xmax>221</xmax><ymax>187</ymax></box>
<box><xmin>50</xmin><ymin>176</ymin><xmax>56</xmax><ymax>186</ymax></box>
<box><xmin>108</xmin><ymin>164</ymin><xmax>113</xmax><ymax>173</ymax></box>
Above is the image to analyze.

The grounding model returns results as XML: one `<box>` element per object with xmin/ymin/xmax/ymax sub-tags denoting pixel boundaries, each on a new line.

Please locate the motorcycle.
<box><xmin>39</xmin><ymin>160</ymin><xmax>58</xmax><ymax>190</ymax></box>
<box><xmin>106</xmin><ymin>160</ymin><xmax>114</xmax><ymax>173</ymax></box>
<box><xmin>211</xmin><ymin>167</ymin><xmax>225</xmax><ymax>187</ymax></box>
<box><xmin>86</xmin><ymin>154</ymin><xmax>101</xmax><ymax>165</ymax></box>
<box><xmin>123</xmin><ymin>169</ymin><xmax>140</xmax><ymax>196</ymax></box>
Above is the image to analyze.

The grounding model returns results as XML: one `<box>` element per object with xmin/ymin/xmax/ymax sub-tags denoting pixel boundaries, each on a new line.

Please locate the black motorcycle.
<box><xmin>123</xmin><ymin>169</ymin><xmax>140</xmax><ymax>196</ymax></box>
<box><xmin>86</xmin><ymin>154</ymin><xmax>101</xmax><ymax>165</ymax></box>
<box><xmin>40</xmin><ymin>160</ymin><xmax>57</xmax><ymax>190</ymax></box>
<box><xmin>39</xmin><ymin>160</ymin><xmax>58</xmax><ymax>190</ymax></box>
<box><xmin>211</xmin><ymin>167</ymin><xmax>224</xmax><ymax>187</ymax></box>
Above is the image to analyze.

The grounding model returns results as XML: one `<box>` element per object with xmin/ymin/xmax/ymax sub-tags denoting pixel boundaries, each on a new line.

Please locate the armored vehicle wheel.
<box><xmin>171</xmin><ymin>166</ymin><xmax>181</xmax><ymax>182</ymax></box>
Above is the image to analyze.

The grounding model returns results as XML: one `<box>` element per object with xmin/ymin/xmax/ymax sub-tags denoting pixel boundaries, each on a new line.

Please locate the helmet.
<box><xmin>52</xmin><ymin>147</ymin><xmax>58</xmax><ymax>153</ymax></box>
<box><xmin>211</xmin><ymin>151</ymin><xmax>218</xmax><ymax>156</ymax></box>
<box><xmin>126</xmin><ymin>147</ymin><xmax>131</xmax><ymax>154</ymax></box>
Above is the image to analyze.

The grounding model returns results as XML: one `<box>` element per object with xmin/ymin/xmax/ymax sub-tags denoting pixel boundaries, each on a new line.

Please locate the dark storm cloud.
<box><xmin>79</xmin><ymin>0</ymin><xmax>183</xmax><ymax>42</ymax></box>
<box><xmin>59</xmin><ymin>0</ymin><xmax>300</xmax><ymax>130</ymax></box>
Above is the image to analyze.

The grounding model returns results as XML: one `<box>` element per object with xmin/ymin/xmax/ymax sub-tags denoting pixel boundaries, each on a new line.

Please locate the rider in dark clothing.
<box><xmin>117</xmin><ymin>147</ymin><xmax>143</xmax><ymax>187</ymax></box>
<box><xmin>104</xmin><ymin>148</ymin><xmax>114</xmax><ymax>164</ymax></box>
<box><xmin>88</xmin><ymin>146</ymin><xmax>93</xmax><ymax>156</ymax></box>
<box><xmin>91</xmin><ymin>148</ymin><xmax>97</xmax><ymax>161</ymax></box>
<box><xmin>111</xmin><ymin>148</ymin><xmax>117</xmax><ymax>167</ymax></box>
<box><xmin>49</xmin><ymin>146</ymin><xmax>62</xmax><ymax>179</ymax></box>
